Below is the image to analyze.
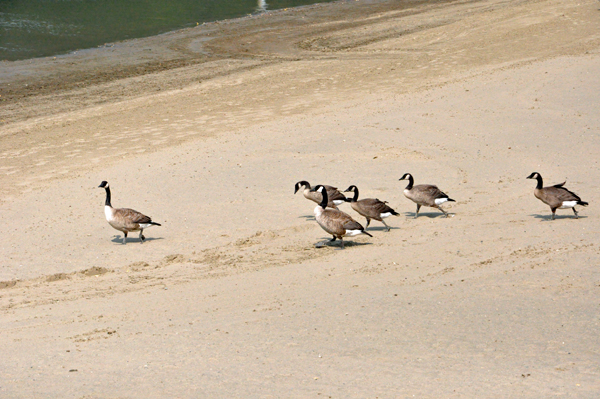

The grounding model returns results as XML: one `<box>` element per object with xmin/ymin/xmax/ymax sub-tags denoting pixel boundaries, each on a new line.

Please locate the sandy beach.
<box><xmin>1</xmin><ymin>0</ymin><xmax>599</xmax><ymax>397</ymax></box>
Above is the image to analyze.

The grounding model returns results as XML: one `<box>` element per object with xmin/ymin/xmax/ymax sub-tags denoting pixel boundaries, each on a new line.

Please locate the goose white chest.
<box><xmin>104</xmin><ymin>205</ymin><xmax>115</xmax><ymax>222</ymax></box>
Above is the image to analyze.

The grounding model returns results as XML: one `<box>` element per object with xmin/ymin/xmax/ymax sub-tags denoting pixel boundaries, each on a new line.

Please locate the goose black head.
<box><xmin>399</xmin><ymin>173</ymin><xmax>412</xmax><ymax>181</ymax></box>
<box><xmin>311</xmin><ymin>185</ymin><xmax>328</xmax><ymax>208</ymax></box>
<box><xmin>99</xmin><ymin>181</ymin><xmax>109</xmax><ymax>188</ymax></box>
<box><xmin>344</xmin><ymin>185</ymin><xmax>360</xmax><ymax>202</ymax></box>
<box><xmin>526</xmin><ymin>172</ymin><xmax>544</xmax><ymax>189</ymax></box>
<box><xmin>294</xmin><ymin>180</ymin><xmax>310</xmax><ymax>194</ymax></box>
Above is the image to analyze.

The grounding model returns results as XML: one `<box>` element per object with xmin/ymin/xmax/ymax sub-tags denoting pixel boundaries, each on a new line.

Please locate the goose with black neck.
<box><xmin>98</xmin><ymin>181</ymin><xmax>161</xmax><ymax>244</ymax></box>
<box><xmin>310</xmin><ymin>185</ymin><xmax>372</xmax><ymax>249</ymax></box>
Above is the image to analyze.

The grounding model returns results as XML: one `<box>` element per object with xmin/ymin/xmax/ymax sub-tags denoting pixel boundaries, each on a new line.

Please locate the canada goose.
<box><xmin>399</xmin><ymin>173</ymin><xmax>455</xmax><ymax>218</ymax></box>
<box><xmin>294</xmin><ymin>180</ymin><xmax>347</xmax><ymax>209</ymax></box>
<box><xmin>311</xmin><ymin>185</ymin><xmax>372</xmax><ymax>249</ymax></box>
<box><xmin>526</xmin><ymin>172</ymin><xmax>588</xmax><ymax>220</ymax></box>
<box><xmin>98</xmin><ymin>181</ymin><xmax>161</xmax><ymax>244</ymax></box>
<box><xmin>343</xmin><ymin>185</ymin><xmax>399</xmax><ymax>231</ymax></box>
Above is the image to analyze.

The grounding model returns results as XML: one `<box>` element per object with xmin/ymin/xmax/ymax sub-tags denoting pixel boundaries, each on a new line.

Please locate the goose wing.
<box><xmin>319</xmin><ymin>209</ymin><xmax>363</xmax><ymax>233</ymax></box>
<box><xmin>357</xmin><ymin>198</ymin><xmax>394</xmax><ymax>215</ymax></box>
<box><xmin>115</xmin><ymin>208</ymin><xmax>152</xmax><ymax>228</ymax></box>
<box><xmin>324</xmin><ymin>185</ymin><xmax>347</xmax><ymax>202</ymax></box>
<box><xmin>545</xmin><ymin>186</ymin><xmax>582</xmax><ymax>202</ymax></box>
<box><xmin>369</xmin><ymin>198</ymin><xmax>395</xmax><ymax>212</ymax></box>
<box><xmin>342</xmin><ymin>218</ymin><xmax>365</xmax><ymax>231</ymax></box>
<box><xmin>334</xmin><ymin>211</ymin><xmax>365</xmax><ymax>230</ymax></box>
<box><xmin>410</xmin><ymin>184</ymin><xmax>450</xmax><ymax>206</ymax></box>
<box><xmin>420</xmin><ymin>184</ymin><xmax>449</xmax><ymax>199</ymax></box>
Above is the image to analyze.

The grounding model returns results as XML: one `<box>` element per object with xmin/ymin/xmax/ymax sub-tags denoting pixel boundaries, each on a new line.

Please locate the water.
<box><xmin>0</xmin><ymin>0</ymin><xmax>331</xmax><ymax>61</ymax></box>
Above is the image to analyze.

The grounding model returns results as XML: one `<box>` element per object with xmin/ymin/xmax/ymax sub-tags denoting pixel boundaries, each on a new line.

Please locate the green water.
<box><xmin>0</xmin><ymin>0</ymin><xmax>331</xmax><ymax>61</ymax></box>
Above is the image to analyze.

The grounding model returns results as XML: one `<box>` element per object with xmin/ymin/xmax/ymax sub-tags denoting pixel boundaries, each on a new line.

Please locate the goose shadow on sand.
<box><xmin>529</xmin><ymin>213</ymin><xmax>588</xmax><ymax>221</ymax></box>
<box><xmin>403</xmin><ymin>211</ymin><xmax>455</xmax><ymax>219</ymax></box>
<box><xmin>111</xmin><ymin>235</ymin><xmax>165</xmax><ymax>244</ymax></box>
<box><xmin>314</xmin><ymin>237</ymin><xmax>373</xmax><ymax>250</ymax></box>
<box><xmin>364</xmin><ymin>225</ymin><xmax>401</xmax><ymax>232</ymax></box>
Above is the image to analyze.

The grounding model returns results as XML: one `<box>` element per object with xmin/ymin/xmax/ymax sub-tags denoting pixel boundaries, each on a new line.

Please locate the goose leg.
<box><xmin>365</xmin><ymin>218</ymin><xmax>371</xmax><ymax>228</ymax></box>
<box><xmin>123</xmin><ymin>232</ymin><xmax>128</xmax><ymax>244</ymax></box>
<box><xmin>382</xmin><ymin>219</ymin><xmax>390</xmax><ymax>232</ymax></box>
<box><xmin>340</xmin><ymin>237</ymin><xmax>344</xmax><ymax>249</ymax></box>
<box><xmin>139</xmin><ymin>229</ymin><xmax>145</xmax><ymax>243</ymax></box>
<box><xmin>551</xmin><ymin>208</ymin><xmax>557</xmax><ymax>220</ymax></box>
<box><xmin>573</xmin><ymin>208</ymin><xmax>579</xmax><ymax>219</ymax></box>
<box><xmin>437</xmin><ymin>206</ymin><xmax>449</xmax><ymax>218</ymax></box>
<box><xmin>316</xmin><ymin>236</ymin><xmax>337</xmax><ymax>248</ymax></box>
<box><xmin>414</xmin><ymin>204</ymin><xmax>421</xmax><ymax>219</ymax></box>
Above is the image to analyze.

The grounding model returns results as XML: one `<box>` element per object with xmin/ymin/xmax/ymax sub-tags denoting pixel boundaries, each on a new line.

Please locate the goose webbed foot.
<box><xmin>573</xmin><ymin>208</ymin><xmax>579</xmax><ymax>219</ymax></box>
<box><xmin>139</xmin><ymin>231</ymin><xmax>145</xmax><ymax>243</ymax></box>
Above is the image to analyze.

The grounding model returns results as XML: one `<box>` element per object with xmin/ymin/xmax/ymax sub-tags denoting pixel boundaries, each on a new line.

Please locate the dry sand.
<box><xmin>1</xmin><ymin>0</ymin><xmax>600</xmax><ymax>397</ymax></box>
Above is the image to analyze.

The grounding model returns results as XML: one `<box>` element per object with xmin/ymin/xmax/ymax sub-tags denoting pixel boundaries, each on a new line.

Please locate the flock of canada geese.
<box><xmin>98</xmin><ymin>172</ymin><xmax>589</xmax><ymax>247</ymax></box>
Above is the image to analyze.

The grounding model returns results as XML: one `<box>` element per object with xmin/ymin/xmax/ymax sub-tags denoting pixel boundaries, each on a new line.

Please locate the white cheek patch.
<box><xmin>559</xmin><ymin>201</ymin><xmax>578</xmax><ymax>209</ymax></box>
<box><xmin>434</xmin><ymin>198</ymin><xmax>449</xmax><ymax>206</ymax></box>
<box><xmin>333</xmin><ymin>200</ymin><xmax>345</xmax><ymax>205</ymax></box>
<box><xmin>380</xmin><ymin>212</ymin><xmax>392</xmax><ymax>218</ymax></box>
<box><xmin>345</xmin><ymin>229</ymin><xmax>364</xmax><ymax>237</ymax></box>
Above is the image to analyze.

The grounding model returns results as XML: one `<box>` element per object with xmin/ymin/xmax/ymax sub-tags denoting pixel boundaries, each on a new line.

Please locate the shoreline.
<box><xmin>0</xmin><ymin>0</ymin><xmax>337</xmax><ymax>63</ymax></box>
<box><xmin>0</xmin><ymin>0</ymin><xmax>416</xmax><ymax>117</ymax></box>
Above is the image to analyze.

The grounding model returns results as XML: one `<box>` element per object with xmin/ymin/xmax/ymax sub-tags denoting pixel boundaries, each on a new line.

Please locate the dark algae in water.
<box><xmin>0</xmin><ymin>0</ymin><xmax>332</xmax><ymax>61</ymax></box>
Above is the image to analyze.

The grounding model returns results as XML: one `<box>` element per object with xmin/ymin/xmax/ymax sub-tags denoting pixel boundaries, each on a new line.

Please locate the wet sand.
<box><xmin>1</xmin><ymin>0</ymin><xmax>600</xmax><ymax>397</ymax></box>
